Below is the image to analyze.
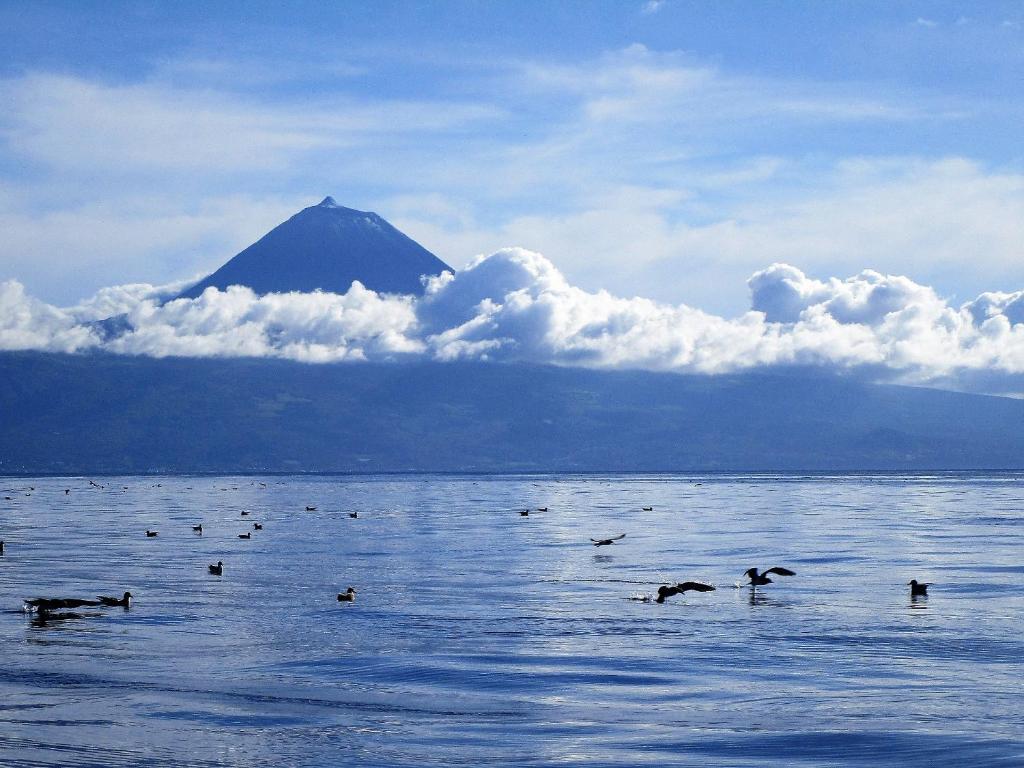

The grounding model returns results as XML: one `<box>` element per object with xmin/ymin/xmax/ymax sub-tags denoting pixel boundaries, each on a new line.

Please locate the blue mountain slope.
<box><xmin>2</xmin><ymin>352</ymin><xmax>1023</xmax><ymax>473</ymax></box>
<box><xmin>177</xmin><ymin>197</ymin><xmax>451</xmax><ymax>299</ymax></box>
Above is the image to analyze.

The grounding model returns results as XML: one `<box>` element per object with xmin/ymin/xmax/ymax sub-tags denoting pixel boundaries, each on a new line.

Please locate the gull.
<box><xmin>97</xmin><ymin>591</ymin><xmax>132</xmax><ymax>608</ymax></box>
<box><xmin>656</xmin><ymin>582</ymin><xmax>716</xmax><ymax>603</ymax></box>
<box><xmin>590</xmin><ymin>534</ymin><xmax>626</xmax><ymax>546</ymax></box>
<box><xmin>743</xmin><ymin>567</ymin><xmax>796</xmax><ymax>587</ymax></box>
<box><xmin>908</xmin><ymin>579</ymin><xmax>931</xmax><ymax>596</ymax></box>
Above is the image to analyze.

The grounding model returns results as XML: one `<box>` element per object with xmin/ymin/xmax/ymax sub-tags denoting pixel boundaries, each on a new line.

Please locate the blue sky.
<box><xmin>1</xmin><ymin>0</ymin><xmax>1022</xmax><ymax>315</ymax></box>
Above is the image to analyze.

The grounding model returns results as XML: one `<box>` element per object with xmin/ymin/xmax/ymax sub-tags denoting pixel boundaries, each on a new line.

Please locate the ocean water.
<box><xmin>0</xmin><ymin>473</ymin><xmax>1022</xmax><ymax>767</ymax></box>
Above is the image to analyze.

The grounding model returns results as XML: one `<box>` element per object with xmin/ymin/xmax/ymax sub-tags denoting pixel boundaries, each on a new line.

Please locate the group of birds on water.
<box><xmin>4</xmin><ymin>482</ymin><xmax>935</xmax><ymax>623</ymax></box>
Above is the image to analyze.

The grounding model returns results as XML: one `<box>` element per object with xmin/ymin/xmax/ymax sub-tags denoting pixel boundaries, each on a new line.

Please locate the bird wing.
<box><xmin>765</xmin><ymin>567</ymin><xmax>796</xmax><ymax>576</ymax></box>
<box><xmin>676</xmin><ymin>581</ymin><xmax>716</xmax><ymax>593</ymax></box>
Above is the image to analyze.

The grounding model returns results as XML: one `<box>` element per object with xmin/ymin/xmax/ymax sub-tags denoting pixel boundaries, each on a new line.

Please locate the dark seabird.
<box><xmin>97</xmin><ymin>591</ymin><xmax>132</xmax><ymax>608</ymax></box>
<box><xmin>642</xmin><ymin>506</ymin><xmax>653</xmax><ymax>511</ymax></box>
<box><xmin>208</xmin><ymin>561</ymin><xmax>223</xmax><ymax>575</ymax></box>
<box><xmin>0</xmin><ymin>541</ymin><xmax>4</xmax><ymax>555</ymax></box>
<box><xmin>908</xmin><ymin>579</ymin><xmax>931</xmax><ymax>596</ymax></box>
<box><xmin>348</xmin><ymin>512</ymin><xmax>358</xmax><ymax>518</ymax></box>
<box><xmin>591</xmin><ymin>534</ymin><xmax>626</xmax><ymax>546</ymax></box>
<box><xmin>241</xmin><ymin>510</ymin><xmax>250</xmax><ymax>516</ymax></box>
<box><xmin>744</xmin><ymin>566</ymin><xmax>796</xmax><ymax>586</ymax></box>
<box><xmin>656</xmin><ymin>581</ymin><xmax>716</xmax><ymax>603</ymax></box>
<box><xmin>24</xmin><ymin>596</ymin><xmax>103</xmax><ymax>611</ymax></box>
<box><xmin>145</xmin><ymin>530</ymin><xmax>158</xmax><ymax>537</ymax></box>
<box><xmin>306</xmin><ymin>506</ymin><xmax>317</xmax><ymax>511</ymax></box>
<box><xmin>537</xmin><ymin>507</ymin><xmax>548</xmax><ymax>512</ymax></box>
<box><xmin>192</xmin><ymin>524</ymin><xmax>203</xmax><ymax>533</ymax></box>
<box><xmin>238</xmin><ymin>532</ymin><xmax>251</xmax><ymax>539</ymax></box>
<box><xmin>64</xmin><ymin>489</ymin><xmax>70</xmax><ymax>495</ymax></box>
<box><xmin>520</xmin><ymin>510</ymin><xmax>529</xmax><ymax>516</ymax></box>
<box><xmin>337</xmin><ymin>587</ymin><xmax>357</xmax><ymax>602</ymax></box>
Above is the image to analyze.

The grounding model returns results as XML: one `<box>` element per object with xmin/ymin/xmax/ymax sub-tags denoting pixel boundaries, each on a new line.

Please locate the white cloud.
<box><xmin>4</xmin><ymin>249</ymin><xmax>1024</xmax><ymax>394</ymax></box>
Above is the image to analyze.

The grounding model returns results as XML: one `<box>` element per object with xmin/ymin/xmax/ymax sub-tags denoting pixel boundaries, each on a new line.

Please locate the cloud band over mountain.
<box><xmin>2</xmin><ymin>248</ymin><xmax>1023</xmax><ymax>394</ymax></box>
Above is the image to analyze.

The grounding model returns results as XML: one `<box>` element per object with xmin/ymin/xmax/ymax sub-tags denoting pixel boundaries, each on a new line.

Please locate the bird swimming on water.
<box><xmin>253</xmin><ymin>523</ymin><xmax>263</xmax><ymax>530</ymax></box>
<box><xmin>536</xmin><ymin>507</ymin><xmax>548</xmax><ymax>512</ymax></box>
<box><xmin>305</xmin><ymin>506</ymin><xmax>317</xmax><ymax>511</ymax></box>
<box><xmin>743</xmin><ymin>566</ymin><xmax>796</xmax><ymax>586</ymax></box>
<box><xmin>24</xmin><ymin>596</ymin><xmax>102</xmax><ymax>612</ymax></box>
<box><xmin>908</xmin><ymin>579</ymin><xmax>931</xmax><ymax>596</ymax></box>
<box><xmin>238</xmin><ymin>532</ymin><xmax>251</xmax><ymax>539</ymax></box>
<box><xmin>97</xmin><ymin>591</ymin><xmax>132</xmax><ymax>608</ymax></box>
<box><xmin>591</xmin><ymin>534</ymin><xmax>626</xmax><ymax>546</ymax></box>
<box><xmin>656</xmin><ymin>582</ymin><xmax>716</xmax><ymax>603</ymax></box>
<box><xmin>192</xmin><ymin>524</ymin><xmax>203</xmax><ymax>533</ymax></box>
<box><xmin>348</xmin><ymin>512</ymin><xmax>358</xmax><ymax>519</ymax></box>
<box><xmin>642</xmin><ymin>506</ymin><xmax>653</xmax><ymax>511</ymax></box>
<box><xmin>337</xmin><ymin>587</ymin><xmax>356</xmax><ymax>602</ymax></box>
<box><xmin>241</xmin><ymin>510</ymin><xmax>250</xmax><ymax>516</ymax></box>
<box><xmin>208</xmin><ymin>561</ymin><xmax>223</xmax><ymax>575</ymax></box>
<box><xmin>145</xmin><ymin>530</ymin><xmax>158</xmax><ymax>537</ymax></box>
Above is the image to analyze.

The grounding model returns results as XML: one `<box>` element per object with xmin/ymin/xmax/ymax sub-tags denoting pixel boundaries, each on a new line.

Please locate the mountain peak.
<box><xmin>176</xmin><ymin>197</ymin><xmax>452</xmax><ymax>299</ymax></box>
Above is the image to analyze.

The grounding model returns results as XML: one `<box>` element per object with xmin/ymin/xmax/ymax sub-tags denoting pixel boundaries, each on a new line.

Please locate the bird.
<box><xmin>337</xmin><ymin>587</ymin><xmax>357</xmax><ymax>602</ymax></box>
<box><xmin>241</xmin><ymin>510</ymin><xmax>250</xmax><ymax>516</ymax></box>
<box><xmin>89</xmin><ymin>480</ymin><xmax>103</xmax><ymax>489</ymax></box>
<box><xmin>656</xmin><ymin>582</ymin><xmax>716</xmax><ymax>603</ymax></box>
<box><xmin>590</xmin><ymin>534</ymin><xmax>626</xmax><ymax>546</ymax></box>
<box><xmin>908</xmin><ymin>579</ymin><xmax>931</xmax><ymax>596</ymax></box>
<box><xmin>0</xmin><ymin>541</ymin><xmax>4</xmax><ymax>555</ymax></box>
<box><xmin>64</xmin><ymin>489</ymin><xmax>70</xmax><ymax>495</ymax></box>
<box><xmin>145</xmin><ymin>530</ymin><xmax>158</xmax><ymax>537</ymax></box>
<box><xmin>97</xmin><ymin>591</ymin><xmax>132</xmax><ymax>608</ymax></box>
<box><xmin>536</xmin><ymin>507</ymin><xmax>548</xmax><ymax>512</ymax></box>
<box><xmin>192</xmin><ymin>524</ymin><xmax>203</xmax><ymax>534</ymax></box>
<box><xmin>743</xmin><ymin>567</ymin><xmax>796</xmax><ymax>586</ymax></box>
<box><xmin>253</xmin><ymin>523</ymin><xmax>262</xmax><ymax>530</ymax></box>
<box><xmin>305</xmin><ymin>506</ymin><xmax>317</xmax><ymax>511</ymax></box>
<box><xmin>238</xmin><ymin>532</ymin><xmax>251</xmax><ymax>539</ymax></box>
<box><xmin>642</xmin><ymin>506</ymin><xmax>653</xmax><ymax>511</ymax></box>
<box><xmin>24</xmin><ymin>596</ymin><xmax>102</xmax><ymax>611</ymax></box>
<box><xmin>208</xmin><ymin>561</ymin><xmax>223</xmax><ymax>575</ymax></box>
<box><xmin>348</xmin><ymin>512</ymin><xmax>358</xmax><ymax>518</ymax></box>
<box><xmin>519</xmin><ymin>510</ymin><xmax>529</xmax><ymax>516</ymax></box>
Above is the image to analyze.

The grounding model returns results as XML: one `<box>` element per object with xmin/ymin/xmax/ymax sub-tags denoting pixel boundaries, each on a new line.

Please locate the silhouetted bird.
<box><xmin>744</xmin><ymin>567</ymin><xmax>796</xmax><ymax>586</ymax></box>
<box><xmin>0</xmin><ymin>541</ymin><xmax>4</xmax><ymax>555</ymax></box>
<box><xmin>192</xmin><ymin>524</ymin><xmax>203</xmax><ymax>533</ymax></box>
<box><xmin>97</xmin><ymin>591</ymin><xmax>132</xmax><ymax>608</ymax></box>
<box><xmin>24</xmin><ymin>596</ymin><xmax>102</xmax><ymax>611</ymax></box>
<box><xmin>520</xmin><ymin>510</ymin><xmax>529</xmax><ymax>516</ymax></box>
<box><xmin>537</xmin><ymin>507</ymin><xmax>548</xmax><ymax>512</ymax></box>
<box><xmin>337</xmin><ymin>587</ymin><xmax>357</xmax><ymax>602</ymax></box>
<box><xmin>238</xmin><ymin>532</ymin><xmax>251</xmax><ymax>539</ymax></box>
<box><xmin>656</xmin><ymin>582</ymin><xmax>716</xmax><ymax>603</ymax></box>
<box><xmin>348</xmin><ymin>512</ymin><xmax>358</xmax><ymax>518</ymax></box>
<box><xmin>908</xmin><ymin>579</ymin><xmax>931</xmax><ymax>596</ymax></box>
<box><xmin>253</xmin><ymin>523</ymin><xmax>263</xmax><ymax>530</ymax></box>
<box><xmin>241</xmin><ymin>510</ymin><xmax>250</xmax><ymax>516</ymax></box>
<box><xmin>64</xmin><ymin>489</ymin><xmax>70</xmax><ymax>495</ymax></box>
<box><xmin>306</xmin><ymin>506</ymin><xmax>317</xmax><ymax>511</ymax></box>
<box><xmin>145</xmin><ymin>530</ymin><xmax>158</xmax><ymax>537</ymax></box>
<box><xmin>591</xmin><ymin>534</ymin><xmax>626</xmax><ymax>546</ymax></box>
<box><xmin>642</xmin><ymin>506</ymin><xmax>653</xmax><ymax>511</ymax></box>
<box><xmin>208</xmin><ymin>561</ymin><xmax>223</xmax><ymax>575</ymax></box>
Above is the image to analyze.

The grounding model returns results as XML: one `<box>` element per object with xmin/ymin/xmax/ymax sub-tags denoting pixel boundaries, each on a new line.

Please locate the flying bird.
<box><xmin>590</xmin><ymin>534</ymin><xmax>626</xmax><ymax>546</ymax></box>
<box><xmin>208</xmin><ymin>561</ymin><xmax>223</xmax><ymax>575</ymax></box>
<box><xmin>337</xmin><ymin>587</ymin><xmax>357</xmax><ymax>602</ymax></box>
<box><xmin>97</xmin><ymin>591</ymin><xmax>132</xmax><ymax>608</ymax></box>
<box><xmin>743</xmin><ymin>567</ymin><xmax>796</xmax><ymax>586</ymax></box>
<box><xmin>656</xmin><ymin>582</ymin><xmax>716</xmax><ymax>603</ymax></box>
<box><xmin>908</xmin><ymin>579</ymin><xmax>931</xmax><ymax>596</ymax></box>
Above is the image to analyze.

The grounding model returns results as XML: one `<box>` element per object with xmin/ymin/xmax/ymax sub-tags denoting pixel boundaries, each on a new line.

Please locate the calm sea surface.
<box><xmin>1</xmin><ymin>473</ymin><xmax>1022</xmax><ymax>767</ymax></box>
